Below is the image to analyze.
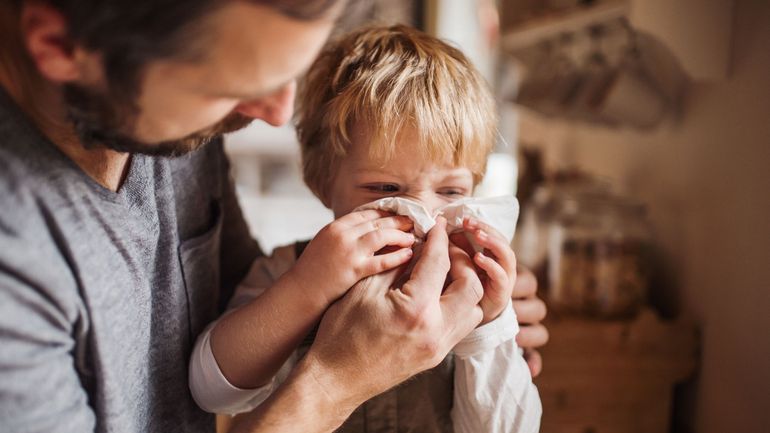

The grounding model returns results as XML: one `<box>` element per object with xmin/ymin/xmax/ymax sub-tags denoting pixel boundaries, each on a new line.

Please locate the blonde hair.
<box><xmin>295</xmin><ymin>24</ymin><xmax>498</xmax><ymax>205</ymax></box>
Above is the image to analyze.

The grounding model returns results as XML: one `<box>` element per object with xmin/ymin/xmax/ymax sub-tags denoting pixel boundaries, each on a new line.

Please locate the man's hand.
<box><xmin>512</xmin><ymin>265</ymin><xmax>549</xmax><ymax>377</ymax></box>
<box><xmin>289</xmin><ymin>209</ymin><xmax>415</xmax><ymax>306</ymax></box>
<box><xmin>300</xmin><ymin>217</ymin><xmax>485</xmax><ymax>412</ymax></box>
<box><xmin>229</xmin><ymin>219</ymin><xmax>506</xmax><ymax>433</ymax></box>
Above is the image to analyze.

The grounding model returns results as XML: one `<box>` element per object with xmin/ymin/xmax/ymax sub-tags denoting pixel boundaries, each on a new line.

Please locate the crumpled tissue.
<box><xmin>354</xmin><ymin>195</ymin><xmax>520</xmax><ymax>243</ymax></box>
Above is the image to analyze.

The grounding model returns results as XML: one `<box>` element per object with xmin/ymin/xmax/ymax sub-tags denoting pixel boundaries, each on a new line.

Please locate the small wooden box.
<box><xmin>534</xmin><ymin>309</ymin><xmax>698</xmax><ymax>433</ymax></box>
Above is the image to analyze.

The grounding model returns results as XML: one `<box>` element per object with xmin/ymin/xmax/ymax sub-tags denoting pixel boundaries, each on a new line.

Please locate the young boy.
<box><xmin>189</xmin><ymin>25</ymin><xmax>541</xmax><ymax>432</ymax></box>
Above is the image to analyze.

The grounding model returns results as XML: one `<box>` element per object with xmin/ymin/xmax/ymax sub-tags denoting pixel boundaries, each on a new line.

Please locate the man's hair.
<box><xmin>295</xmin><ymin>24</ymin><xmax>498</xmax><ymax>205</ymax></box>
<box><xmin>7</xmin><ymin>0</ymin><xmax>340</xmax><ymax>103</ymax></box>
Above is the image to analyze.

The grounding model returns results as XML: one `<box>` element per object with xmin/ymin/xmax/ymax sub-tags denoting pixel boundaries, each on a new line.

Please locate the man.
<box><xmin>0</xmin><ymin>1</ymin><xmax>548</xmax><ymax>432</ymax></box>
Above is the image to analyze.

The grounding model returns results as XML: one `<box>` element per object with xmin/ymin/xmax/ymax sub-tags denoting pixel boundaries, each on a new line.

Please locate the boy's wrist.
<box><xmin>279</xmin><ymin>267</ymin><xmax>334</xmax><ymax>313</ymax></box>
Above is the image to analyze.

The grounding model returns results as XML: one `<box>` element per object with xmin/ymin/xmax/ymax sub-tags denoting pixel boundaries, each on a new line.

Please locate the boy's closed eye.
<box><xmin>438</xmin><ymin>187</ymin><xmax>468</xmax><ymax>197</ymax></box>
<box><xmin>363</xmin><ymin>183</ymin><xmax>401</xmax><ymax>194</ymax></box>
<box><xmin>362</xmin><ymin>184</ymin><xmax>469</xmax><ymax>198</ymax></box>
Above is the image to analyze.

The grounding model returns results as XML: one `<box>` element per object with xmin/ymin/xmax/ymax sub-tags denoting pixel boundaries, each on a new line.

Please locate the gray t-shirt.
<box><xmin>0</xmin><ymin>90</ymin><xmax>262</xmax><ymax>432</ymax></box>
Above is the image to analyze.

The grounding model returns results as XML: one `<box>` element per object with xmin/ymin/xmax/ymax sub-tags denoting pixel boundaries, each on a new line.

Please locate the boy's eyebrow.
<box><xmin>441</xmin><ymin>171</ymin><xmax>472</xmax><ymax>179</ymax></box>
<box><xmin>352</xmin><ymin>167</ymin><xmax>473</xmax><ymax>181</ymax></box>
<box><xmin>352</xmin><ymin>167</ymin><xmax>393</xmax><ymax>175</ymax></box>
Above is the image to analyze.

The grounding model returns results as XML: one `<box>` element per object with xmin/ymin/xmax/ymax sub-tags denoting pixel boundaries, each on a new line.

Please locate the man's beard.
<box><xmin>62</xmin><ymin>84</ymin><xmax>254</xmax><ymax>157</ymax></box>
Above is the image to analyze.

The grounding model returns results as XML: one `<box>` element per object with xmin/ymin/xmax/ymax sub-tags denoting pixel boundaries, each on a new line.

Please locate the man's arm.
<box><xmin>0</xmin><ymin>261</ymin><xmax>95</xmax><ymax>432</ymax></box>
<box><xmin>511</xmin><ymin>266</ymin><xmax>549</xmax><ymax>377</ymax></box>
<box><xmin>229</xmin><ymin>218</ymin><xmax>496</xmax><ymax>433</ymax></box>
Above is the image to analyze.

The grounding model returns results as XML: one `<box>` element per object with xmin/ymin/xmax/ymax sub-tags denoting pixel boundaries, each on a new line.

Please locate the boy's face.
<box><xmin>327</xmin><ymin>124</ymin><xmax>475</xmax><ymax>218</ymax></box>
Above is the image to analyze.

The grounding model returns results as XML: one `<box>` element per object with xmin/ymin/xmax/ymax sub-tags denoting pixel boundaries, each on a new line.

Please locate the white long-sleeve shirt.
<box><xmin>189</xmin><ymin>244</ymin><xmax>541</xmax><ymax>433</ymax></box>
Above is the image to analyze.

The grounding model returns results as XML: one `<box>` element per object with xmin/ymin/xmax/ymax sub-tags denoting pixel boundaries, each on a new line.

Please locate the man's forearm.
<box><xmin>229</xmin><ymin>358</ymin><xmax>355</xmax><ymax>433</ymax></box>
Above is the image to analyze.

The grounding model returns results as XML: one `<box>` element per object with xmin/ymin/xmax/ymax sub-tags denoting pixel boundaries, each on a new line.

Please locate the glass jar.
<box><xmin>546</xmin><ymin>193</ymin><xmax>651</xmax><ymax>319</ymax></box>
<box><xmin>514</xmin><ymin>177</ymin><xmax>611</xmax><ymax>286</ymax></box>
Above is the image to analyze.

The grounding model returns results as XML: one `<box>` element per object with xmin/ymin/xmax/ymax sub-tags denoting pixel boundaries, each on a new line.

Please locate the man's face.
<box><xmin>67</xmin><ymin>2</ymin><xmax>336</xmax><ymax>156</ymax></box>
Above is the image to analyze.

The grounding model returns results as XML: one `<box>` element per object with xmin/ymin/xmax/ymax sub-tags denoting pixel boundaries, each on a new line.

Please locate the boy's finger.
<box><xmin>361</xmin><ymin>228</ymin><xmax>416</xmax><ymax>252</ymax></box>
<box><xmin>354</xmin><ymin>214</ymin><xmax>414</xmax><ymax>236</ymax></box>
<box><xmin>463</xmin><ymin>216</ymin><xmax>499</xmax><ymax>234</ymax></box>
<box><xmin>365</xmin><ymin>248</ymin><xmax>414</xmax><ymax>275</ymax></box>
<box><xmin>464</xmin><ymin>218</ymin><xmax>510</xmax><ymax>246</ymax></box>
<box><xmin>401</xmin><ymin>218</ymin><xmax>450</xmax><ymax>301</ymax></box>
<box><xmin>341</xmin><ymin>208</ymin><xmax>393</xmax><ymax>225</ymax></box>
<box><xmin>474</xmin><ymin>252</ymin><xmax>509</xmax><ymax>289</ymax></box>
<box><xmin>470</xmin><ymin>228</ymin><xmax>516</xmax><ymax>275</ymax></box>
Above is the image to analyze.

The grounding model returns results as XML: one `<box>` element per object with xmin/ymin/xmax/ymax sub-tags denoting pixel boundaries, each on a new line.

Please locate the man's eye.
<box><xmin>364</xmin><ymin>184</ymin><xmax>400</xmax><ymax>193</ymax></box>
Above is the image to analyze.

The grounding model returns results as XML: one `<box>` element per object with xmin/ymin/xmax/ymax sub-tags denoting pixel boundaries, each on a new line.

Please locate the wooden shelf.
<box><xmin>502</xmin><ymin>1</ymin><xmax>629</xmax><ymax>52</ymax></box>
<box><xmin>501</xmin><ymin>0</ymin><xmax>733</xmax><ymax>81</ymax></box>
<box><xmin>534</xmin><ymin>308</ymin><xmax>698</xmax><ymax>433</ymax></box>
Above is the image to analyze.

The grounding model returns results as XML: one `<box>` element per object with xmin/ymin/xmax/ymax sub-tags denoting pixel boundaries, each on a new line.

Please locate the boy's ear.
<box><xmin>20</xmin><ymin>1</ymin><xmax>86</xmax><ymax>83</ymax></box>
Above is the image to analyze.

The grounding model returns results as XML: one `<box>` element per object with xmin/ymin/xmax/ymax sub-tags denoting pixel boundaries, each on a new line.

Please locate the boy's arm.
<box><xmin>451</xmin><ymin>302</ymin><xmax>542</xmax><ymax>433</ymax></box>
<box><xmin>208</xmin><ymin>210</ymin><xmax>415</xmax><ymax>391</ymax></box>
<box><xmin>208</xmin><ymin>264</ymin><xmax>329</xmax><ymax>389</ymax></box>
<box><xmin>189</xmin><ymin>245</ymin><xmax>302</xmax><ymax>413</ymax></box>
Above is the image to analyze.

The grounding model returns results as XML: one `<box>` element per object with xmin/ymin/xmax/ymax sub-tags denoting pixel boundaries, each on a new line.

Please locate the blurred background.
<box><xmin>223</xmin><ymin>1</ymin><xmax>770</xmax><ymax>432</ymax></box>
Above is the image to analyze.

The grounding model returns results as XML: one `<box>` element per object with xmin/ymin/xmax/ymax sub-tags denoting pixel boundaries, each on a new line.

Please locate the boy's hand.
<box><xmin>450</xmin><ymin>224</ymin><xmax>550</xmax><ymax>376</ymax></box>
<box><xmin>290</xmin><ymin>209</ymin><xmax>416</xmax><ymax>306</ymax></box>
<box><xmin>450</xmin><ymin>217</ymin><xmax>517</xmax><ymax>325</ymax></box>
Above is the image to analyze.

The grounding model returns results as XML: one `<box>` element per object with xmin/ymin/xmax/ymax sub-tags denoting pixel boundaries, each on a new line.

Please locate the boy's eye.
<box><xmin>439</xmin><ymin>188</ymin><xmax>467</xmax><ymax>197</ymax></box>
<box><xmin>364</xmin><ymin>184</ymin><xmax>400</xmax><ymax>194</ymax></box>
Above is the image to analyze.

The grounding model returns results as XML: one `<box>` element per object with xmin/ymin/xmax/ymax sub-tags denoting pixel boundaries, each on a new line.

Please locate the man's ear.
<box><xmin>20</xmin><ymin>1</ymin><xmax>81</xmax><ymax>83</ymax></box>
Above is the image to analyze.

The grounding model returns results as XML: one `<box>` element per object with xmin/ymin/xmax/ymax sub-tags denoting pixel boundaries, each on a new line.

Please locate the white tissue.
<box><xmin>354</xmin><ymin>196</ymin><xmax>520</xmax><ymax>242</ymax></box>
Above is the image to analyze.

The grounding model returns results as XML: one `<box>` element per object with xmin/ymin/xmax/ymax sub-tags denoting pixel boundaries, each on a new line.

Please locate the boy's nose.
<box><xmin>234</xmin><ymin>81</ymin><xmax>296</xmax><ymax>126</ymax></box>
<box><xmin>405</xmin><ymin>193</ymin><xmax>446</xmax><ymax>215</ymax></box>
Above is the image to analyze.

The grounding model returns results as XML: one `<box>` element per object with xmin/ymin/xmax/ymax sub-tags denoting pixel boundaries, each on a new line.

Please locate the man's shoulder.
<box><xmin>0</xmin><ymin>99</ymin><xmax>73</xmax><ymax>218</ymax></box>
<box><xmin>0</xmin><ymin>143</ymin><xmax>77</xmax><ymax>313</ymax></box>
<box><xmin>0</xmin><ymin>141</ymin><xmax>48</xmax><ymax>230</ymax></box>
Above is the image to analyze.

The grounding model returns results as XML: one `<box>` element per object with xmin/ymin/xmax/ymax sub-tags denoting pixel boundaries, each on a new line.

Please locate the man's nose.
<box><xmin>234</xmin><ymin>81</ymin><xmax>296</xmax><ymax>126</ymax></box>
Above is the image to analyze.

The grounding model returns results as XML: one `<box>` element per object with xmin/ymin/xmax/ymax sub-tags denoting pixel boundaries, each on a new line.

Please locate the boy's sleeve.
<box><xmin>189</xmin><ymin>245</ymin><xmax>299</xmax><ymax>414</ymax></box>
<box><xmin>451</xmin><ymin>302</ymin><xmax>543</xmax><ymax>433</ymax></box>
<box><xmin>189</xmin><ymin>322</ymin><xmax>298</xmax><ymax>414</ymax></box>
